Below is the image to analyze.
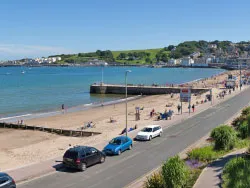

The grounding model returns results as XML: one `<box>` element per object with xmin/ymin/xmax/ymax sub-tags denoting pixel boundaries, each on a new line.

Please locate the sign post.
<box><xmin>180</xmin><ymin>88</ymin><xmax>191</xmax><ymax>114</ymax></box>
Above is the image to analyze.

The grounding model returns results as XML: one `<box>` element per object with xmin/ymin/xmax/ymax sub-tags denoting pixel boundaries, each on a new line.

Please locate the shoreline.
<box><xmin>0</xmin><ymin>68</ymin><xmax>226</xmax><ymax>122</ymax></box>
<box><xmin>0</xmin><ymin>95</ymin><xmax>143</xmax><ymax>123</ymax></box>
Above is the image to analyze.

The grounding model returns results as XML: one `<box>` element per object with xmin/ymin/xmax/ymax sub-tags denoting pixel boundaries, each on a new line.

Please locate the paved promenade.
<box><xmin>194</xmin><ymin>148</ymin><xmax>246</xmax><ymax>188</ymax></box>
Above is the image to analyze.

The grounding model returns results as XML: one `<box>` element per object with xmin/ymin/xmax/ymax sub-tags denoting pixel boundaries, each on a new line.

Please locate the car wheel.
<box><xmin>159</xmin><ymin>132</ymin><xmax>162</xmax><ymax>137</ymax></box>
<box><xmin>128</xmin><ymin>144</ymin><xmax>132</xmax><ymax>150</ymax></box>
<box><xmin>80</xmin><ymin>163</ymin><xmax>87</xmax><ymax>171</ymax></box>
<box><xmin>148</xmin><ymin>136</ymin><xmax>152</xmax><ymax>141</ymax></box>
<box><xmin>100</xmin><ymin>156</ymin><xmax>105</xmax><ymax>163</ymax></box>
<box><xmin>117</xmin><ymin>150</ymin><xmax>121</xmax><ymax>155</ymax></box>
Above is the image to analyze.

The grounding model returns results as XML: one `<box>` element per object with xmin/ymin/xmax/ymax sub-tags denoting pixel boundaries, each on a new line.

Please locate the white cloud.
<box><xmin>0</xmin><ymin>44</ymin><xmax>73</xmax><ymax>60</ymax></box>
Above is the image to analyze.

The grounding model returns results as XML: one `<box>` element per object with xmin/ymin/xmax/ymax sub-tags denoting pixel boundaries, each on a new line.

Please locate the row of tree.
<box><xmin>117</xmin><ymin>51</ymin><xmax>151</xmax><ymax>60</ymax></box>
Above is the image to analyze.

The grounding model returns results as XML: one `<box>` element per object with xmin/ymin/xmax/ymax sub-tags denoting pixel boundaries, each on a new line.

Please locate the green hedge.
<box><xmin>187</xmin><ymin>146</ymin><xmax>218</xmax><ymax>162</ymax></box>
<box><xmin>211</xmin><ymin>125</ymin><xmax>237</xmax><ymax>150</ymax></box>
<box><xmin>162</xmin><ymin>156</ymin><xmax>190</xmax><ymax>188</ymax></box>
<box><xmin>223</xmin><ymin>157</ymin><xmax>250</xmax><ymax>188</ymax></box>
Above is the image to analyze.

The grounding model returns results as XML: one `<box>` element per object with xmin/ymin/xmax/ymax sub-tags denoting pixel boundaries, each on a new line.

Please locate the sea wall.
<box><xmin>90</xmin><ymin>84</ymin><xmax>209</xmax><ymax>95</ymax></box>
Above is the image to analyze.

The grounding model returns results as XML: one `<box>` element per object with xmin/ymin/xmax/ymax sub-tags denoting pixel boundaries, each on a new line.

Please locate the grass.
<box><xmin>185</xmin><ymin>168</ymin><xmax>204</xmax><ymax>188</ymax></box>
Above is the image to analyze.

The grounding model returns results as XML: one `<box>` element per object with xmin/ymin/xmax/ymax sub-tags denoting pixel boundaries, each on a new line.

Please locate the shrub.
<box><xmin>242</xmin><ymin>106</ymin><xmax>250</xmax><ymax>116</ymax></box>
<box><xmin>187</xmin><ymin>146</ymin><xmax>217</xmax><ymax>162</ymax></box>
<box><xmin>238</xmin><ymin>120</ymin><xmax>248</xmax><ymax>139</ymax></box>
<box><xmin>162</xmin><ymin>156</ymin><xmax>189</xmax><ymax>188</ymax></box>
<box><xmin>144</xmin><ymin>172</ymin><xmax>164</xmax><ymax>188</ymax></box>
<box><xmin>210</xmin><ymin>125</ymin><xmax>237</xmax><ymax>150</ymax></box>
<box><xmin>223</xmin><ymin>157</ymin><xmax>250</xmax><ymax>188</ymax></box>
<box><xmin>232</xmin><ymin>116</ymin><xmax>246</xmax><ymax>128</ymax></box>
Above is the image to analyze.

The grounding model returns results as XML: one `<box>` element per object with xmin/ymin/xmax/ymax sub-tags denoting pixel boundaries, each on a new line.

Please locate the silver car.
<box><xmin>0</xmin><ymin>173</ymin><xmax>16</xmax><ymax>188</ymax></box>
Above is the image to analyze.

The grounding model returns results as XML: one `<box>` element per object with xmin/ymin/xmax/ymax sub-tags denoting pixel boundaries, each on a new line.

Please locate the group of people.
<box><xmin>177</xmin><ymin>104</ymin><xmax>195</xmax><ymax>113</ymax></box>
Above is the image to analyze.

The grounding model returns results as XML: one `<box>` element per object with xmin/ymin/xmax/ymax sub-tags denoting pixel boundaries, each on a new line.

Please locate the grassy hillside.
<box><xmin>53</xmin><ymin>40</ymin><xmax>250</xmax><ymax>64</ymax></box>
<box><xmin>112</xmin><ymin>48</ymin><xmax>163</xmax><ymax>64</ymax></box>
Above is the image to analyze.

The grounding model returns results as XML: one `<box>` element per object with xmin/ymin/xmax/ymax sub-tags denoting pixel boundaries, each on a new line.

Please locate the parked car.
<box><xmin>135</xmin><ymin>125</ymin><xmax>162</xmax><ymax>141</ymax></box>
<box><xmin>0</xmin><ymin>172</ymin><xmax>16</xmax><ymax>188</ymax></box>
<box><xmin>103</xmin><ymin>136</ymin><xmax>133</xmax><ymax>155</ymax></box>
<box><xmin>63</xmin><ymin>146</ymin><xmax>106</xmax><ymax>171</ymax></box>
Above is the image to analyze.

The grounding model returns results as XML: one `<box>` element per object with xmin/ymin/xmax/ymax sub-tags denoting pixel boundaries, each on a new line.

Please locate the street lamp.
<box><xmin>125</xmin><ymin>70</ymin><xmax>132</xmax><ymax>137</ymax></box>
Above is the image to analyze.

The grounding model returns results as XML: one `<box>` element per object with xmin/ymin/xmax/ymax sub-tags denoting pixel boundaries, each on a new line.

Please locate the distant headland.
<box><xmin>1</xmin><ymin>40</ymin><xmax>250</xmax><ymax>70</ymax></box>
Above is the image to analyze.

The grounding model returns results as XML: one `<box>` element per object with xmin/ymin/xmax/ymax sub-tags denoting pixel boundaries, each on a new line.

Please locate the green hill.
<box><xmin>52</xmin><ymin>40</ymin><xmax>250</xmax><ymax>65</ymax></box>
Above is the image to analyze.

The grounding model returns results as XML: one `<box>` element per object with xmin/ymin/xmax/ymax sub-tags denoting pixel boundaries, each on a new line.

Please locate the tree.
<box><xmin>162</xmin><ymin>156</ymin><xmax>189</xmax><ymax>188</ymax></box>
<box><xmin>167</xmin><ymin>45</ymin><xmax>175</xmax><ymax>51</ymax></box>
<box><xmin>210</xmin><ymin>125</ymin><xmax>237</xmax><ymax>150</ymax></box>
<box><xmin>96</xmin><ymin>50</ymin><xmax>102</xmax><ymax>56</ymax></box>
<box><xmin>118</xmin><ymin>53</ymin><xmax>126</xmax><ymax>59</ymax></box>
<box><xmin>145</xmin><ymin>57</ymin><xmax>151</xmax><ymax>63</ymax></box>
<box><xmin>161</xmin><ymin>53</ymin><xmax>168</xmax><ymax>62</ymax></box>
<box><xmin>223</xmin><ymin>157</ymin><xmax>250</xmax><ymax>188</ymax></box>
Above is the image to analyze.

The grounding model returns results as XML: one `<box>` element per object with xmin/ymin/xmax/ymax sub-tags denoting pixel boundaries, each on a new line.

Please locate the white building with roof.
<box><xmin>181</xmin><ymin>57</ymin><xmax>194</xmax><ymax>66</ymax></box>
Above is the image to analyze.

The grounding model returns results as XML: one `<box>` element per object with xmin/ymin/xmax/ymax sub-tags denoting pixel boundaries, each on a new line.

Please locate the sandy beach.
<box><xmin>0</xmin><ymin>70</ymin><xmax>243</xmax><ymax>170</ymax></box>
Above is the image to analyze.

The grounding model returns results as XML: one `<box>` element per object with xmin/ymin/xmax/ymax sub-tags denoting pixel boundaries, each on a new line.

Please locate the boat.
<box><xmin>21</xmin><ymin>71</ymin><xmax>25</xmax><ymax>74</ymax></box>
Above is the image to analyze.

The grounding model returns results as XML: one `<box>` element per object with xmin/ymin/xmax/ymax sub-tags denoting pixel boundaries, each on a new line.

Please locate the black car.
<box><xmin>0</xmin><ymin>172</ymin><xmax>16</xmax><ymax>188</ymax></box>
<box><xmin>63</xmin><ymin>146</ymin><xmax>106</xmax><ymax>171</ymax></box>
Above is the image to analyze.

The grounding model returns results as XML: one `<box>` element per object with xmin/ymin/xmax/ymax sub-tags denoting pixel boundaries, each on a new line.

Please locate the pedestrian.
<box><xmin>177</xmin><ymin>104</ymin><xmax>181</xmax><ymax>114</ymax></box>
<box><xmin>20</xmin><ymin>120</ymin><xmax>23</xmax><ymax>125</ymax></box>
<box><xmin>62</xmin><ymin>104</ymin><xmax>65</xmax><ymax>113</ymax></box>
<box><xmin>192</xmin><ymin>104</ymin><xmax>195</xmax><ymax>113</ymax></box>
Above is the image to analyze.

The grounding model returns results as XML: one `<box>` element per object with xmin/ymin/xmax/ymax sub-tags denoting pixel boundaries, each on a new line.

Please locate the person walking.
<box><xmin>192</xmin><ymin>104</ymin><xmax>195</xmax><ymax>113</ymax></box>
<box><xmin>177</xmin><ymin>104</ymin><xmax>181</xmax><ymax>114</ymax></box>
<box><xmin>62</xmin><ymin>104</ymin><xmax>65</xmax><ymax>113</ymax></box>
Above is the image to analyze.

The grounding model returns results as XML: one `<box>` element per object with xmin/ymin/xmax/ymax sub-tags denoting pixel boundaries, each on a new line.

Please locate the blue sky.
<box><xmin>0</xmin><ymin>0</ymin><xmax>250</xmax><ymax>60</ymax></box>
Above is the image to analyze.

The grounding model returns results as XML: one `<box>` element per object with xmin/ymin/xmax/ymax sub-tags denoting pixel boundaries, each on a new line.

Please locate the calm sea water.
<box><xmin>0</xmin><ymin>66</ymin><xmax>224</xmax><ymax>117</ymax></box>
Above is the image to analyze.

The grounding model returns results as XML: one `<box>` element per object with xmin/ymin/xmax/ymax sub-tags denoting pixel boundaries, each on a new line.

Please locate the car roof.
<box><xmin>0</xmin><ymin>172</ymin><xmax>9</xmax><ymax>177</ymax></box>
<box><xmin>67</xmin><ymin>146</ymin><xmax>90</xmax><ymax>152</ymax></box>
<box><xmin>114</xmin><ymin>136</ymin><xmax>130</xmax><ymax>140</ymax></box>
<box><xmin>145</xmin><ymin>125</ymin><xmax>161</xmax><ymax>128</ymax></box>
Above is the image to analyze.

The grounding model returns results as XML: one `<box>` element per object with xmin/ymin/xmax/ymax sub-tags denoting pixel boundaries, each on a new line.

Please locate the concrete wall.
<box><xmin>90</xmin><ymin>85</ymin><xmax>209</xmax><ymax>95</ymax></box>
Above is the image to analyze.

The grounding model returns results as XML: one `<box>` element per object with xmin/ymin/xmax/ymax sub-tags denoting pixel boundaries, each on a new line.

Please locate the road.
<box><xmin>19</xmin><ymin>87</ymin><xmax>250</xmax><ymax>188</ymax></box>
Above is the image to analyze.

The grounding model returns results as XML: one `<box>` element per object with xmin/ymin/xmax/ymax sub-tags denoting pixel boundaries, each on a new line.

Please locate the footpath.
<box><xmin>5</xmin><ymin>87</ymin><xmax>245</xmax><ymax>185</ymax></box>
<box><xmin>194</xmin><ymin>148</ymin><xmax>246</xmax><ymax>188</ymax></box>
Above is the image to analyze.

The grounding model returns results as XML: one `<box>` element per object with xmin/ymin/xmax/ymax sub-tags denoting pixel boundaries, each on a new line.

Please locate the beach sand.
<box><xmin>0</xmin><ymin>70</ymin><xmax>242</xmax><ymax>170</ymax></box>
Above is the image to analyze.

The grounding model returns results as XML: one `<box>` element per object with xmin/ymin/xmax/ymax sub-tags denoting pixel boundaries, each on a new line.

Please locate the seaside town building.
<box><xmin>181</xmin><ymin>57</ymin><xmax>194</xmax><ymax>66</ymax></box>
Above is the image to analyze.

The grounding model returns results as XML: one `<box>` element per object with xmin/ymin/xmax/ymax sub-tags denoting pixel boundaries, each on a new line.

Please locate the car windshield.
<box><xmin>142</xmin><ymin>128</ymin><xmax>153</xmax><ymax>132</ymax></box>
<box><xmin>109</xmin><ymin>138</ymin><xmax>122</xmax><ymax>145</ymax></box>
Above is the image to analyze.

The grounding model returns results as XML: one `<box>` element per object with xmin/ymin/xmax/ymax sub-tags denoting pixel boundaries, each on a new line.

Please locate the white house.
<box><xmin>208</xmin><ymin>44</ymin><xmax>217</xmax><ymax>49</ymax></box>
<box><xmin>181</xmin><ymin>57</ymin><xmax>194</xmax><ymax>66</ymax></box>
<box><xmin>168</xmin><ymin>58</ymin><xmax>177</xmax><ymax>65</ymax></box>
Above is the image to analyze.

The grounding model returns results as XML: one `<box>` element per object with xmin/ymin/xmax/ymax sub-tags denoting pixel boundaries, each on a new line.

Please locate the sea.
<box><xmin>0</xmin><ymin>66</ymin><xmax>224</xmax><ymax>119</ymax></box>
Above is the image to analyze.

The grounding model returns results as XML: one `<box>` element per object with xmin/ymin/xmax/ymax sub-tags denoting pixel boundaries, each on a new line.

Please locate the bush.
<box><xmin>242</xmin><ymin>106</ymin><xmax>250</xmax><ymax>116</ymax></box>
<box><xmin>210</xmin><ymin>125</ymin><xmax>237</xmax><ymax>150</ymax></box>
<box><xmin>162</xmin><ymin>156</ymin><xmax>189</xmax><ymax>188</ymax></box>
<box><xmin>238</xmin><ymin>120</ymin><xmax>248</xmax><ymax>139</ymax></box>
<box><xmin>144</xmin><ymin>172</ymin><xmax>164</xmax><ymax>188</ymax></box>
<box><xmin>223</xmin><ymin>157</ymin><xmax>250</xmax><ymax>188</ymax></box>
<box><xmin>187</xmin><ymin>146</ymin><xmax>217</xmax><ymax>162</ymax></box>
<box><xmin>232</xmin><ymin>116</ymin><xmax>246</xmax><ymax>128</ymax></box>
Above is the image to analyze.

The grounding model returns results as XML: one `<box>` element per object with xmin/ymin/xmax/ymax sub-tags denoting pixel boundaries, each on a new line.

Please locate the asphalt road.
<box><xmin>19</xmin><ymin>87</ymin><xmax>250</xmax><ymax>188</ymax></box>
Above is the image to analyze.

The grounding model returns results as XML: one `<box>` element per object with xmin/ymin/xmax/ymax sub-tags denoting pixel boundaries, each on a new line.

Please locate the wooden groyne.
<box><xmin>90</xmin><ymin>83</ymin><xmax>210</xmax><ymax>95</ymax></box>
<box><xmin>0</xmin><ymin>122</ymin><xmax>101</xmax><ymax>137</ymax></box>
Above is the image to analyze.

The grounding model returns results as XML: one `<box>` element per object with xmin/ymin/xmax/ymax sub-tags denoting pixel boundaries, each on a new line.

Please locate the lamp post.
<box><xmin>239</xmin><ymin>62</ymin><xmax>242</xmax><ymax>91</ymax></box>
<box><xmin>125</xmin><ymin>70</ymin><xmax>132</xmax><ymax>137</ymax></box>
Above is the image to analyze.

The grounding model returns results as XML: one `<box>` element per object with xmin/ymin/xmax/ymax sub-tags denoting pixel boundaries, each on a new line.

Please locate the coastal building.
<box><xmin>168</xmin><ymin>58</ymin><xmax>177</xmax><ymax>65</ymax></box>
<box><xmin>193</xmin><ymin>58</ymin><xmax>208</xmax><ymax>67</ymax></box>
<box><xmin>208</xmin><ymin>44</ymin><xmax>217</xmax><ymax>49</ymax></box>
<box><xmin>181</xmin><ymin>57</ymin><xmax>194</xmax><ymax>66</ymax></box>
<box><xmin>190</xmin><ymin>52</ymin><xmax>201</xmax><ymax>59</ymax></box>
